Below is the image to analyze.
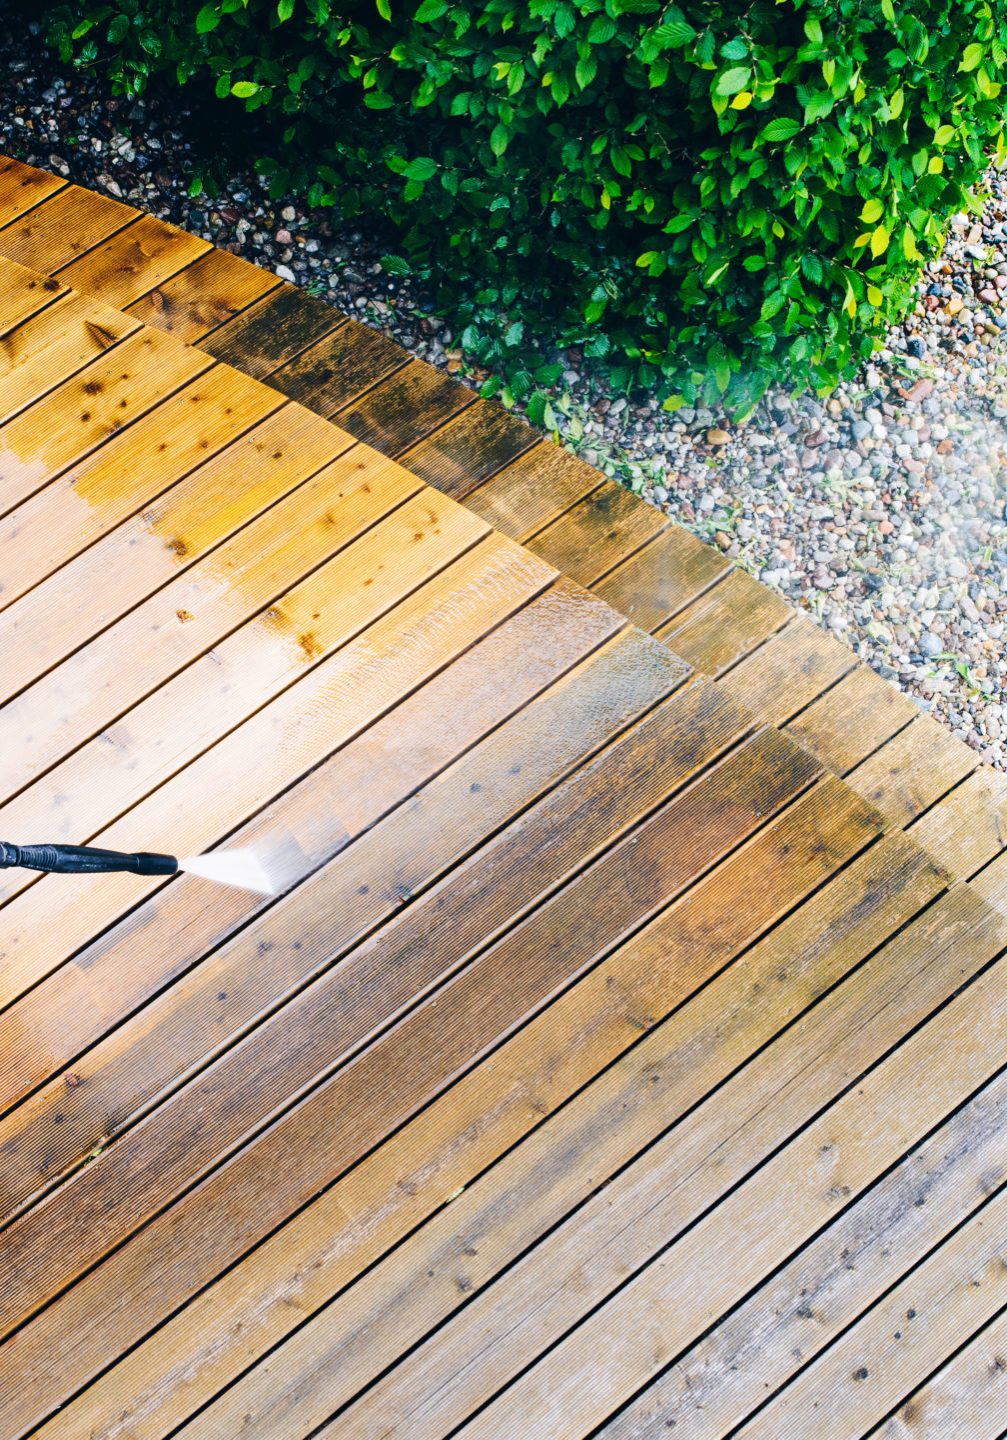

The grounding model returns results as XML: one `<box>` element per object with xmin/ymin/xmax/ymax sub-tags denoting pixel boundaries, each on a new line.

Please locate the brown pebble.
<box><xmin>706</xmin><ymin>427</ymin><xmax>730</xmax><ymax>446</ymax></box>
<box><xmin>906</xmin><ymin>377</ymin><xmax>934</xmax><ymax>401</ymax></box>
<box><xmin>936</xmin><ymin>438</ymin><xmax>954</xmax><ymax>454</ymax></box>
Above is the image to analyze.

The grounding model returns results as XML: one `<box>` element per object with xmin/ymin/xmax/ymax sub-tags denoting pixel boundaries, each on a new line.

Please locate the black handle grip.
<box><xmin>0</xmin><ymin>842</ymin><xmax>178</xmax><ymax>876</ymax></box>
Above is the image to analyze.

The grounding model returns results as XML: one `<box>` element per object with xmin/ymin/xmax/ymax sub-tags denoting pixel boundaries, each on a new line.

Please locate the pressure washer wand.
<box><xmin>0</xmin><ymin>841</ymin><xmax>178</xmax><ymax>877</ymax></box>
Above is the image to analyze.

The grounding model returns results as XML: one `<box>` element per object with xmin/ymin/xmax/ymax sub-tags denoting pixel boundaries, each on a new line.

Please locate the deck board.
<box><xmin>3</xmin><ymin>157</ymin><xmax>1007</xmax><ymax>1440</ymax></box>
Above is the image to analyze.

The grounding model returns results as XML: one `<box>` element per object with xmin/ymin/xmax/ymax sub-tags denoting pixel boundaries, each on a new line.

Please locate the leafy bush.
<box><xmin>40</xmin><ymin>0</ymin><xmax>1007</xmax><ymax>415</ymax></box>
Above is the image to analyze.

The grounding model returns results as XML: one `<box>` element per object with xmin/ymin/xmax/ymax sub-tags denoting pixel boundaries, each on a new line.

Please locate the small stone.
<box><xmin>275</xmin><ymin>227</ymin><xmax>293</xmax><ymax>245</ymax></box>
<box><xmin>919</xmin><ymin>632</ymin><xmax>944</xmax><ymax>659</ymax></box>
<box><xmin>947</xmin><ymin>295</ymin><xmax>964</xmax><ymax>315</ymax></box>
<box><xmin>706</xmin><ymin>428</ymin><xmax>730</xmax><ymax>446</ymax></box>
<box><xmin>275</xmin><ymin>264</ymin><xmax>296</xmax><ymax>283</ymax></box>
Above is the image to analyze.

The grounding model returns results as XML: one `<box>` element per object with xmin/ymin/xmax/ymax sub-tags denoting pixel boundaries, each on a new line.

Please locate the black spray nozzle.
<box><xmin>0</xmin><ymin>842</ymin><xmax>178</xmax><ymax>877</ymax></box>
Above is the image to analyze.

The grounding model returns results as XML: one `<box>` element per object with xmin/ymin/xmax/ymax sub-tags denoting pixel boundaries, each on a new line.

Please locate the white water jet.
<box><xmin>179</xmin><ymin>848</ymin><xmax>276</xmax><ymax>895</ymax></box>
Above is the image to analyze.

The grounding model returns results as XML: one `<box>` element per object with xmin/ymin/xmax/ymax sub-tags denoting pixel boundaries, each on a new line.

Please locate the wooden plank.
<box><xmin>0</xmin><ymin>718</ymin><xmax>818</xmax><ymax>1428</ymax></box>
<box><xmin>0</xmin><ymin>533</ymin><xmax>551</xmax><ymax>1009</ymax></box>
<box><xmin>593</xmin><ymin>523</ymin><xmax>731</xmax><ymax>633</ymax></box>
<box><xmin>334</xmin><ymin>356</ymin><xmax>475</xmax><ymax>456</ymax></box>
<box><xmin>0</xmin><ymin>156</ymin><xmax>66</xmax><ymax>226</ymax></box>
<box><xmin>718</xmin><ymin>617</ymin><xmax>857</xmax><ymax>725</ymax></box>
<box><xmin>736</xmin><ymin>1186</ymin><xmax>1007</xmax><ymax>1439</ymax></box>
<box><xmin>868</xmin><ymin>1308</ymin><xmax>1007</xmax><ymax>1438</ymax></box>
<box><xmin>200</xmin><ymin>283</ymin><xmax>345</xmax><ymax>378</ymax></box>
<box><xmin>846</xmin><ymin>714</ymin><xmax>978</xmax><ymax>828</ymax></box>
<box><xmin>172</xmin><ymin>780</ymin><xmax>902</xmax><ymax>1440</ymax></box>
<box><xmin>0</xmin><ymin>185</ymin><xmax>133</xmax><ymax>273</ymax></box>
<box><xmin>972</xmin><ymin>848</ymin><xmax>1007</xmax><ymax>915</ymax></box>
<box><xmin>0</xmin><ymin>613</ymin><xmax>663</xmax><ymax>1204</ymax></box>
<box><xmin>658</xmin><ymin>567</ymin><xmax>791</xmax><ymax>675</ymax></box>
<box><xmin>387</xmin><ymin>886</ymin><xmax>1006</xmax><ymax>1440</ymax></box>
<box><xmin>785</xmin><ymin>663</ymin><xmax>919</xmax><ymax>775</ymax></box>
<box><xmin>0</xmin><ymin>446</ymin><xmax>424</xmax><ymax>795</ymax></box>
<box><xmin>0</xmin><ymin>366</ymin><xmax>285</xmax><ymax>606</ymax></box>
<box><xmin>54</xmin><ymin>213</ymin><xmax>211</xmax><ymax>309</ymax></box>
<box><xmin>909</xmin><ymin>767</ymin><xmax>1007</xmax><ymax>879</ymax></box>
<box><xmin>125</xmin><ymin>247</ymin><xmax>283</xmax><ymax>343</ymax></box>
<box><xmin>0</xmin><ymin>637</ymin><xmax>696</xmax><ymax>1224</ymax></box>
<box><xmin>0</xmin><ymin>491</ymin><xmax>494</xmax><ymax>918</ymax></box>
<box><xmin>0</xmin><ymin>327</ymin><xmax>213</xmax><ymax>517</ymax></box>
<box><xmin>399</xmin><ymin>400</ymin><xmax>538</xmax><ymax>500</ymax></box>
<box><xmin>0</xmin><ymin>404</ymin><xmax>350</xmax><ymax>701</ymax></box>
<box><xmin>267</xmin><ymin>319</ymin><xmax>408</xmax><ymax>417</ymax></box>
<box><xmin>464</xmin><ymin>440</ymin><xmax>603</xmax><ymax>544</ymax></box>
<box><xmin>0</xmin><ymin>289</ymin><xmax>139</xmax><ymax>427</ymax></box>
<box><xmin>594</xmin><ymin>1067</ymin><xmax>1007</xmax><ymax>1440</ymax></box>
<box><xmin>527</xmin><ymin>480</ymin><xmax>668</xmax><ymax>587</ymax></box>
<box><xmin>16</xmin><ymin>811</ymin><xmax>931</xmax><ymax>1440</ymax></box>
<box><xmin>0</xmin><ymin>254</ymin><xmax>66</xmax><ymax>332</ymax></box>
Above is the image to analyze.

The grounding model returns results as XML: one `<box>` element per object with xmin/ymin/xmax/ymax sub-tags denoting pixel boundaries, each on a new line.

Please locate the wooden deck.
<box><xmin>1</xmin><ymin>155</ymin><xmax>1007</xmax><ymax>1439</ymax></box>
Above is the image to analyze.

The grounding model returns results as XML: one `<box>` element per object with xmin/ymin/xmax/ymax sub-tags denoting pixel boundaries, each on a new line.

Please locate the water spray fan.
<box><xmin>0</xmin><ymin>841</ymin><xmax>275</xmax><ymax>893</ymax></box>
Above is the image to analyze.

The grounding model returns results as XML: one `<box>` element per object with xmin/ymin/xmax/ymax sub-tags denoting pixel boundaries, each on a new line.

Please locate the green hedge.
<box><xmin>40</xmin><ymin>0</ymin><xmax>1007</xmax><ymax>416</ymax></box>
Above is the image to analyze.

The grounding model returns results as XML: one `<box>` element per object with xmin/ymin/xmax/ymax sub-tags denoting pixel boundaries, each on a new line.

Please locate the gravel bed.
<box><xmin>3</xmin><ymin>11</ymin><xmax>1007</xmax><ymax>765</ymax></box>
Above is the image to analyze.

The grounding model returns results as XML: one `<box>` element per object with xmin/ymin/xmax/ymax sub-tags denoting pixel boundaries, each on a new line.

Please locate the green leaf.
<box><xmin>861</xmin><ymin>197</ymin><xmax>884</xmax><ymax>223</ymax></box>
<box><xmin>804</xmin><ymin>16</ymin><xmax>823</xmax><ymax>43</ymax></box>
<box><xmin>490</xmin><ymin>124</ymin><xmax>509</xmax><ymax>157</ymax></box>
<box><xmin>759</xmin><ymin>117</ymin><xmax>801</xmax><ymax>142</ymax></box>
<box><xmin>403</xmin><ymin>156</ymin><xmax>437</xmax><ymax>181</ymax></box>
<box><xmin>231</xmin><ymin>80</ymin><xmax>259</xmax><ymax>97</ymax></box>
<box><xmin>376</xmin><ymin>0</ymin><xmax>391</xmax><ymax>18</ymax></box>
<box><xmin>713</xmin><ymin>66</ymin><xmax>751</xmax><ymax>97</ymax></box>
<box><xmin>960</xmin><ymin>42</ymin><xmax>983</xmax><ymax>72</ymax></box>
<box><xmin>379</xmin><ymin>254</ymin><xmax>411</xmax><ymax>275</ymax></box>
<box><xmin>107</xmin><ymin>13</ymin><xmax>129</xmax><ymax>42</ymax></box>
<box><xmin>575</xmin><ymin>55</ymin><xmax>598</xmax><ymax>89</ymax></box>
<box><xmin>415</xmin><ymin>0</ymin><xmax>448</xmax><ymax>19</ymax></box>
<box><xmin>870</xmin><ymin>223</ymin><xmax>890</xmax><ymax>257</ymax></box>
<box><xmin>934</xmin><ymin>124</ymin><xmax>955</xmax><ymax>145</ymax></box>
<box><xmin>277</xmin><ymin>0</ymin><xmax>294</xmax><ymax>19</ymax></box>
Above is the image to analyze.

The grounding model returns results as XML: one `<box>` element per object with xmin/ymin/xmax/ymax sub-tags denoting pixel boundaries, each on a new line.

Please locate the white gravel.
<box><xmin>3</xmin><ymin>11</ymin><xmax>1007</xmax><ymax>764</ymax></box>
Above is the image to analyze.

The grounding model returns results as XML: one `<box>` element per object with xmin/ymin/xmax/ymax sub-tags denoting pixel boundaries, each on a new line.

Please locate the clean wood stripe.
<box><xmin>0</xmin><ymin>404</ymin><xmax>353</xmax><ymax>702</ymax></box>
<box><xmin>0</xmin><ymin>185</ymin><xmax>135</xmax><ymax>273</ymax></box>
<box><xmin>0</xmin><ymin>156</ymin><xmax>67</xmax><ymax>227</ymax></box>
<box><xmin>0</xmin><ymin>254</ymin><xmax>67</xmax><ymax>331</ymax></box>
<box><xmin>54</xmin><ymin>213</ymin><xmax>211</xmax><ymax>309</ymax></box>
<box><xmin>0</xmin><ymin>327</ymin><xmax>214</xmax><ymax>518</ymax></box>
<box><xmin>0</xmin><ymin>290</ymin><xmax>141</xmax><ymax>428</ymax></box>
<box><xmin>0</xmin><ymin>366</ymin><xmax>286</xmax><ymax>609</ymax></box>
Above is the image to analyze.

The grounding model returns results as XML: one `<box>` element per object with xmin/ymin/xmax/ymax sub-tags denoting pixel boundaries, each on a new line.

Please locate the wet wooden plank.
<box><xmin>0</xmin><ymin>446</ymin><xmax>424</xmax><ymax>795</ymax></box>
<box><xmin>846</xmin><ymin>714</ymin><xmax>978</xmax><ymax>829</ymax></box>
<box><xmin>594</xmin><ymin>524</ymin><xmax>731</xmax><ymax>633</ymax></box>
<box><xmin>55</xmin><ymin>213</ymin><xmax>211</xmax><ymax>308</ymax></box>
<box><xmin>658</xmin><ymin>567</ymin><xmax>791</xmax><ymax>675</ymax></box>
<box><xmin>0</xmin><ymin>254</ymin><xmax>67</xmax><ymax>331</ymax></box>
<box><xmin>0</xmin><ymin>185</ymin><xmax>133</xmax><ymax>272</ymax></box>
<box><xmin>125</xmin><ymin>246</ymin><xmax>283</xmax><ymax>343</ymax></box>
<box><xmin>334</xmin><ymin>356</ymin><xmax>475</xmax><ymax>456</ymax></box>
<box><xmin>170</xmin><ymin>781</ymin><xmax>906</xmax><ymax>1440</ymax></box>
<box><xmin>527</xmin><ymin>480</ymin><xmax>668</xmax><ymax>587</ymax></box>
<box><xmin>0</xmin><ymin>155</ymin><xmax>66</xmax><ymax>226</ymax></box>
<box><xmin>0</xmin><ymin>714</ymin><xmax>820</xmax><ymax>1430</ymax></box>
<box><xmin>268</xmin><ymin>319</ymin><xmax>409</xmax><ymax>417</ymax></box>
<box><xmin>391</xmin><ymin>886</ymin><xmax>1006</xmax><ymax>1440</ymax></box>
<box><xmin>0</xmin><ymin>611</ymin><xmax>659</xmax><ymax>1210</ymax></box>
<box><xmin>718</xmin><ymin>617</ymin><xmax>857</xmax><ymax>725</ymax></box>
<box><xmin>909</xmin><ymin>766</ymin><xmax>1007</xmax><ymax>878</ymax></box>
<box><xmin>0</xmin><ymin>327</ymin><xmax>214</xmax><ymax>516</ymax></box>
<box><xmin>200</xmin><ymin>283</ymin><xmax>345</xmax><ymax>378</ymax></box>
<box><xmin>594</xmin><ymin>1068</ymin><xmax>1007</xmax><ymax>1440</ymax></box>
<box><xmin>464</xmin><ymin>440</ymin><xmax>603</xmax><ymax>543</ymax></box>
<box><xmin>0</xmin><ymin>289</ymin><xmax>139</xmax><ymax>426</ymax></box>
<box><xmin>0</xmin><ymin>365</ymin><xmax>285</xmax><ymax>606</ymax></box>
<box><xmin>0</xmin><ymin>404</ymin><xmax>348</xmax><ymax>700</ymax></box>
<box><xmin>785</xmin><ymin>663</ymin><xmax>919</xmax><ymax>775</ymax></box>
<box><xmin>0</xmin><ymin>534</ymin><xmax>551</xmax><ymax>1010</ymax></box>
<box><xmin>0</xmin><ymin>493</ymin><xmax>497</xmax><ymax>924</ymax></box>
<box><xmin>399</xmin><ymin>400</ymin><xmax>538</xmax><ymax>500</ymax></box>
